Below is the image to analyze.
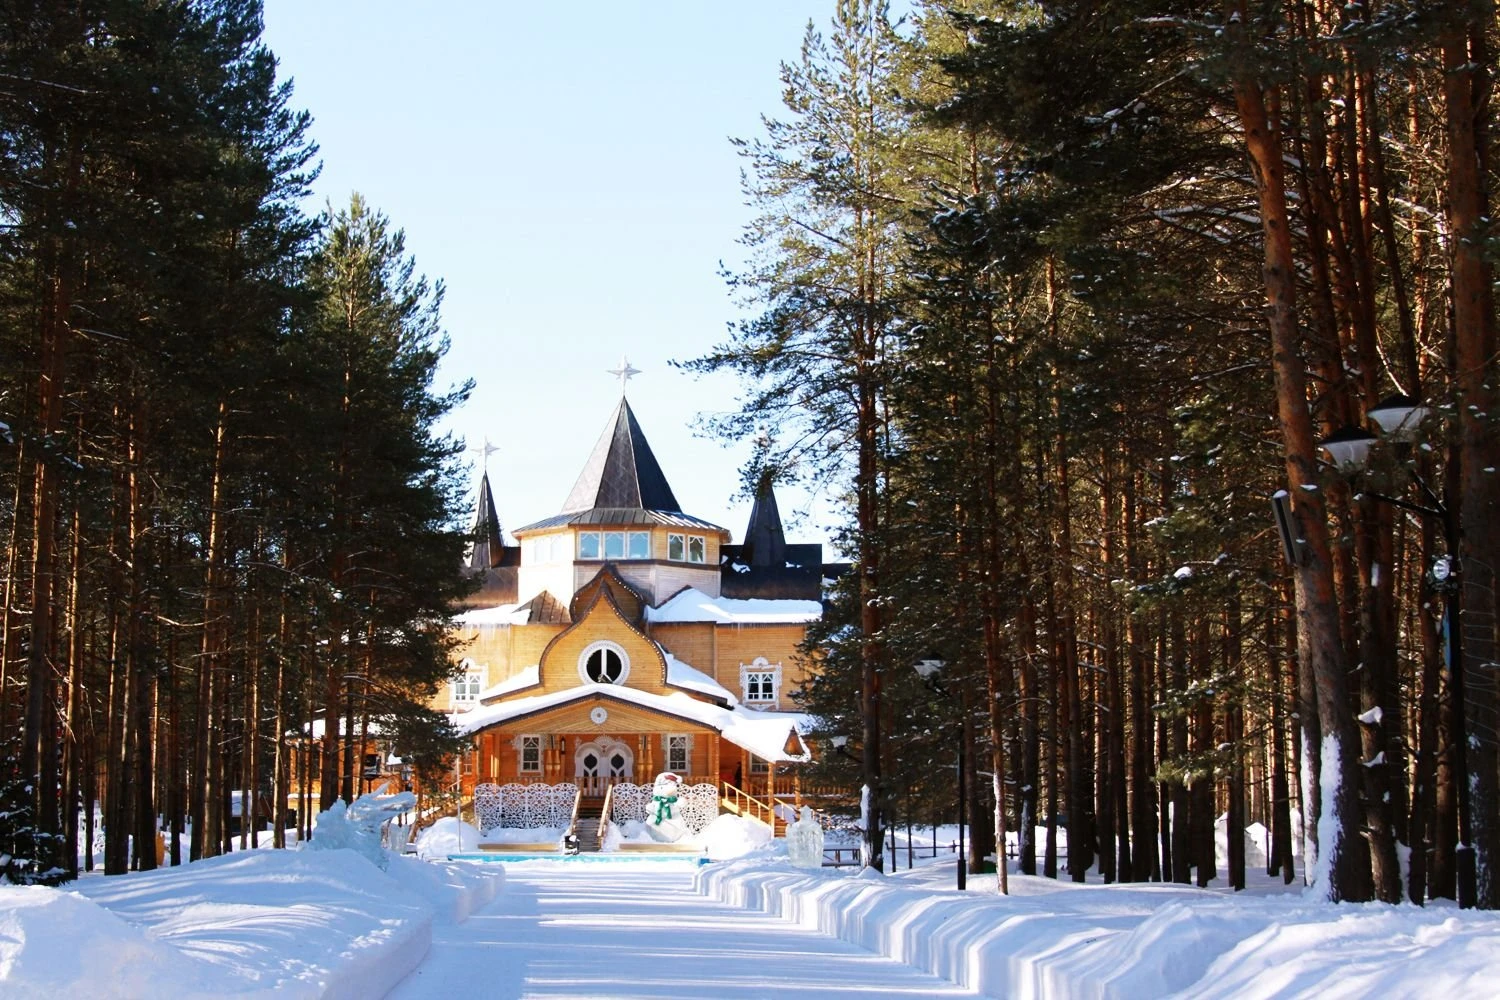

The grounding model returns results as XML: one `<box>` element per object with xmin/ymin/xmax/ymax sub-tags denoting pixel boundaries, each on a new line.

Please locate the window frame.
<box><xmin>578</xmin><ymin>640</ymin><xmax>631</xmax><ymax>686</ymax></box>
<box><xmin>664</xmin><ymin>734</ymin><xmax>690</xmax><ymax>773</ymax></box>
<box><xmin>668</xmin><ymin>532</ymin><xmax>706</xmax><ymax>563</ymax></box>
<box><xmin>627</xmin><ymin>530</ymin><xmax>650</xmax><ymax>559</ymax></box>
<box><xmin>578</xmin><ymin>530</ymin><xmax>601</xmax><ymax>559</ymax></box>
<box><xmin>451</xmin><ymin>660</ymin><xmax>484</xmax><ymax>706</ymax></box>
<box><xmin>739</xmin><ymin>658</ymin><xmax>781</xmax><ymax>709</ymax></box>
<box><xmin>604</xmin><ymin>530</ymin><xmax>626</xmax><ymax>559</ymax></box>
<box><xmin>519</xmin><ymin>734</ymin><xmax>542</xmax><ymax>774</ymax></box>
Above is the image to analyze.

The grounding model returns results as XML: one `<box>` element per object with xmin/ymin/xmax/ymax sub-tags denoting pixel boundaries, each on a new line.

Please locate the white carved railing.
<box><xmin>472</xmin><ymin>781</ymin><xmax>578</xmax><ymax>832</ymax></box>
<box><xmin>607</xmin><ymin>781</ymin><xmax>719</xmax><ymax>835</ymax></box>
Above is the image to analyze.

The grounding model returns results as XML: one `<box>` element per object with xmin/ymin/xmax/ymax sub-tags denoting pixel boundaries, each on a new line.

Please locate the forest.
<box><xmin>688</xmin><ymin>0</ymin><xmax>1500</xmax><ymax>908</ymax></box>
<box><xmin>2</xmin><ymin>0</ymin><xmax>1497</xmax><ymax>914</ymax></box>
<box><xmin>0</xmin><ymin>1</ymin><xmax>472</xmax><ymax>882</ymax></box>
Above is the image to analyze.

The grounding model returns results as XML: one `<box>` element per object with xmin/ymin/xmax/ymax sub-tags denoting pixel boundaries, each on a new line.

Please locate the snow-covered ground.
<box><xmin>3</xmin><ymin>828</ymin><xmax>1498</xmax><ymax>998</ymax></box>
<box><xmin>390</xmin><ymin>860</ymin><xmax>978</xmax><ymax>998</ymax></box>
<box><xmin>0</xmin><ymin>848</ymin><xmax>499</xmax><ymax>1000</ymax></box>
<box><xmin>709</xmin><ymin>854</ymin><xmax>1499</xmax><ymax>999</ymax></box>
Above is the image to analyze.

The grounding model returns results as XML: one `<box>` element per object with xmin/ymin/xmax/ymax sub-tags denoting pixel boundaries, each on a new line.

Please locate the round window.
<box><xmin>578</xmin><ymin>642</ymin><xmax>630</xmax><ymax>685</ymax></box>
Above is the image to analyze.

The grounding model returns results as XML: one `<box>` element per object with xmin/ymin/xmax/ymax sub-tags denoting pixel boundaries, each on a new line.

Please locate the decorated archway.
<box><xmin>574</xmin><ymin>737</ymin><xmax>634</xmax><ymax>795</ymax></box>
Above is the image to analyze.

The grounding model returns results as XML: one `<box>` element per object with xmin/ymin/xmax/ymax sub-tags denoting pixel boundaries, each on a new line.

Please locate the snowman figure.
<box><xmin>644</xmin><ymin>771</ymin><xmax>687</xmax><ymax>842</ymax></box>
<box><xmin>785</xmin><ymin>805</ymin><xmax>825</xmax><ymax>869</ymax></box>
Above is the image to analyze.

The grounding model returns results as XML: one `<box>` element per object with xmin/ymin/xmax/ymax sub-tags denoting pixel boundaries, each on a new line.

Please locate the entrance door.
<box><xmin>575</xmin><ymin>739</ymin><xmax>633</xmax><ymax>796</ymax></box>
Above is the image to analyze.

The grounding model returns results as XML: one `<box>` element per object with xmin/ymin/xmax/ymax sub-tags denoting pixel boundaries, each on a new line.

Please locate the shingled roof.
<box><xmin>739</xmin><ymin>470</ymin><xmax>787</xmax><ymax>569</ymax></box>
<box><xmin>561</xmin><ymin>397</ymin><xmax>681</xmax><ymax>514</ymax></box>
<box><xmin>467</xmin><ymin>471</ymin><xmax>504</xmax><ymax>570</ymax></box>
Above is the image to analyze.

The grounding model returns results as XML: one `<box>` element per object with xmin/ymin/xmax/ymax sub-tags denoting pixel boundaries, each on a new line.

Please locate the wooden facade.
<box><xmin>435</xmin><ymin>394</ymin><xmax>843</xmax><ymax>827</ymax></box>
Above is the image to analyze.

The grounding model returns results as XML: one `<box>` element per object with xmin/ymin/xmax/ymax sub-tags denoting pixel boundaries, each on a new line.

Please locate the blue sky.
<box><xmin>259</xmin><ymin>2</ymin><xmax>843</xmax><ymax>549</ymax></box>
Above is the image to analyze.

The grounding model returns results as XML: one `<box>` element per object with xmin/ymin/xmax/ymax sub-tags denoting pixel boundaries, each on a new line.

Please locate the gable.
<box><xmin>537</xmin><ymin>586</ymin><xmax>668</xmax><ymax>694</ymax></box>
<box><xmin>568</xmin><ymin>564</ymin><xmax>646</xmax><ymax>623</ymax></box>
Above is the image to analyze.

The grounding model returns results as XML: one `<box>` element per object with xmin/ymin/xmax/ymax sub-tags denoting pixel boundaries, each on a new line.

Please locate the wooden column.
<box><xmin>708</xmin><ymin>736</ymin><xmax>720</xmax><ymax>787</ymax></box>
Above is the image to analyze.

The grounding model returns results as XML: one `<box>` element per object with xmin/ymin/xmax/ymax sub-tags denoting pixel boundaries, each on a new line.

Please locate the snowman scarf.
<box><xmin>650</xmin><ymin>792</ymin><xmax>678</xmax><ymax>824</ymax></box>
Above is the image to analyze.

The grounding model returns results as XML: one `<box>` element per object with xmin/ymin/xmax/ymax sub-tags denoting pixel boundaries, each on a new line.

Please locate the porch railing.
<box><xmin>720</xmin><ymin>781</ymin><xmax>784</xmax><ymax>834</ymax></box>
<box><xmin>565</xmin><ymin>784</ymin><xmax>583</xmax><ymax>847</ymax></box>
<box><xmin>576</xmin><ymin>774</ymin><xmax>630</xmax><ymax>798</ymax></box>
<box><xmin>599</xmin><ymin>782</ymin><xmax>617</xmax><ymax>847</ymax></box>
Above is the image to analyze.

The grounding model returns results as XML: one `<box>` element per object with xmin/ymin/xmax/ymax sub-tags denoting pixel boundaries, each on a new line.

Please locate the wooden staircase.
<box><xmin>574</xmin><ymin>797</ymin><xmax>606</xmax><ymax>851</ymax></box>
<box><xmin>719</xmin><ymin>781</ymin><xmax>787</xmax><ymax>836</ymax></box>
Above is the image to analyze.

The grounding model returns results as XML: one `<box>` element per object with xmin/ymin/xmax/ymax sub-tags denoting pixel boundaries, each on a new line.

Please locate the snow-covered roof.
<box><xmin>304</xmin><ymin>717</ymin><xmax>386</xmax><ymax>740</ymax></box>
<box><xmin>646</xmin><ymin>587</ymin><xmax>822</xmax><ymax>625</ymax></box>
<box><xmin>453</xmin><ymin>603</ymin><xmax>531</xmax><ymax>626</ymax></box>
<box><xmin>453</xmin><ymin>684</ymin><xmax>811</xmax><ymax>763</ymax></box>
<box><xmin>661</xmin><ymin>647</ymin><xmax>737</xmax><ymax>705</ymax></box>
<box><xmin>476</xmin><ymin>664</ymin><xmax>540</xmax><ymax>702</ymax></box>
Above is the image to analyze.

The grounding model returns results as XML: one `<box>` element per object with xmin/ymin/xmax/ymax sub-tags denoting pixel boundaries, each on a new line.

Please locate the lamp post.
<box><xmin>914</xmin><ymin>656</ymin><xmax>965</xmax><ymax>891</ymax></box>
<box><xmin>1317</xmin><ymin>393</ymin><xmax>1473</xmax><ymax>908</ymax></box>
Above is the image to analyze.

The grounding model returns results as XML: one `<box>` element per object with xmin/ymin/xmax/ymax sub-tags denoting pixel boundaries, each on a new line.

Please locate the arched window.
<box><xmin>579</xmin><ymin>641</ymin><xmax>629</xmax><ymax>685</ymax></box>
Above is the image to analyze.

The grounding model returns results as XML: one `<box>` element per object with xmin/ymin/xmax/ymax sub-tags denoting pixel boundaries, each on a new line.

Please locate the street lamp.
<box><xmin>913</xmin><ymin>656</ymin><xmax>965</xmax><ymax>891</ymax></box>
<box><xmin>1366</xmin><ymin>393</ymin><xmax>1432</xmax><ymax>442</ymax></box>
<box><xmin>1317</xmin><ymin>394</ymin><xmax>1473</xmax><ymax>908</ymax></box>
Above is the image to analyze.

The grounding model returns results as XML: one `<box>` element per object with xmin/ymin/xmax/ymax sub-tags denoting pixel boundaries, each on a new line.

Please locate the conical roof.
<box><xmin>467</xmin><ymin>471</ymin><xmax>504</xmax><ymax>570</ymax></box>
<box><xmin>740</xmin><ymin>471</ymin><xmax>787</xmax><ymax>568</ymax></box>
<box><xmin>561</xmin><ymin>397</ymin><xmax>682</xmax><ymax>514</ymax></box>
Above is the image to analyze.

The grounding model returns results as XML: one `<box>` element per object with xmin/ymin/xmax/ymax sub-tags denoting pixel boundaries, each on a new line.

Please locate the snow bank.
<box><xmin>2</xmin><ymin>846</ymin><xmax>503</xmax><ymax>1000</ymax></box>
<box><xmin>416</xmin><ymin>816</ymin><xmax>481</xmax><ymax>859</ymax></box>
<box><xmin>695</xmin><ymin>862</ymin><xmax>1500</xmax><ymax>999</ymax></box>
<box><xmin>384</xmin><ymin>853</ymin><xmax>503</xmax><ymax>924</ymax></box>
<box><xmin>0</xmin><ymin>886</ymin><xmax>229</xmax><ymax>1000</ymax></box>
<box><xmin>73</xmin><ymin>849</ymin><xmax>433</xmax><ymax>1000</ymax></box>
<box><xmin>598</xmin><ymin>814</ymin><xmax>770</xmax><ymax>860</ymax></box>
<box><xmin>699</xmin><ymin>814</ymin><xmax>774</xmax><ymax>860</ymax></box>
<box><xmin>479</xmin><ymin>825</ymin><xmax>565</xmax><ymax>845</ymax></box>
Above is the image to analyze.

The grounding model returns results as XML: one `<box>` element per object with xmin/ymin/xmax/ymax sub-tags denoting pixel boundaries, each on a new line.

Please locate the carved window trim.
<box><xmin>451</xmin><ymin>658</ymin><xmax>484</xmax><ymax>706</ymax></box>
<box><xmin>740</xmin><ymin>657</ymin><xmax>781</xmax><ymax>708</ymax></box>
<box><xmin>517</xmin><ymin>734</ymin><xmax>542</xmax><ymax>773</ymax></box>
<box><xmin>662</xmin><ymin>734</ymin><xmax>692</xmax><ymax>773</ymax></box>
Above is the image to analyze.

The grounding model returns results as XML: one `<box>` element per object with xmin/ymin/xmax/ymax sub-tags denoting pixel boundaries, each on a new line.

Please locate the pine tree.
<box><xmin>682</xmin><ymin>0</ymin><xmax>913</xmax><ymax>870</ymax></box>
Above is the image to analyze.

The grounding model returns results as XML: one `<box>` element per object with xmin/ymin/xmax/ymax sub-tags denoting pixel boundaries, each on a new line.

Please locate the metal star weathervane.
<box><xmin>469</xmin><ymin>436</ymin><xmax>499</xmax><ymax>471</ymax></box>
<box><xmin>607</xmin><ymin>356</ymin><xmax>641</xmax><ymax>394</ymax></box>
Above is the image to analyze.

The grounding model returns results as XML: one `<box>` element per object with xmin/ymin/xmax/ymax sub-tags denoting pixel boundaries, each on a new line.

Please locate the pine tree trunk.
<box><xmin>1125</xmin><ymin>467</ymin><xmax>1158</xmax><ymax>880</ymax></box>
<box><xmin>193</xmin><ymin>402</ymin><xmax>231</xmax><ymax>860</ymax></box>
<box><xmin>1170</xmin><ymin>613</ymin><xmax>1191</xmax><ymax>885</ymax></box>
<box><xmin>1231</xmin><ymin>58</ymin><xmax>1371</xmax><ymax>902</ymax></box>
<box><xmin>1443</xmin><ymin>6</ymin><xmax>1500</xmax><ymax>909</ymax></box>
<box><xmin>1268</xmin><ymin>608</ymin><xmax>1296</xmax><ymax>883</ymax></box>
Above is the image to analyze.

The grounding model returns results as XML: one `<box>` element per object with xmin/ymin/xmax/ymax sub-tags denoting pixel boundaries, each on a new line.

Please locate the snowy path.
<box><xmin>386</xmin><ymin>861</ymin><xmax>987</xmax><ymax>999</ymax></box>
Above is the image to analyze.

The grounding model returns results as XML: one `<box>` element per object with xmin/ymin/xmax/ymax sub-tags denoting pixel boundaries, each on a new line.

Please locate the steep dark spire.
<box><xmin>468</xmin><ymin>471</ymin><xmax>504</xmax><ymax>570</ymax></box>
<box><xmin>740</xmin><ymin>470</ymin><xmax>787</xmax><ymax>568</ymax></box>
<box><xmin>561</xmin><ymin>397</ymin><xmax>682</xmax><ymax>514</ymax></box>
